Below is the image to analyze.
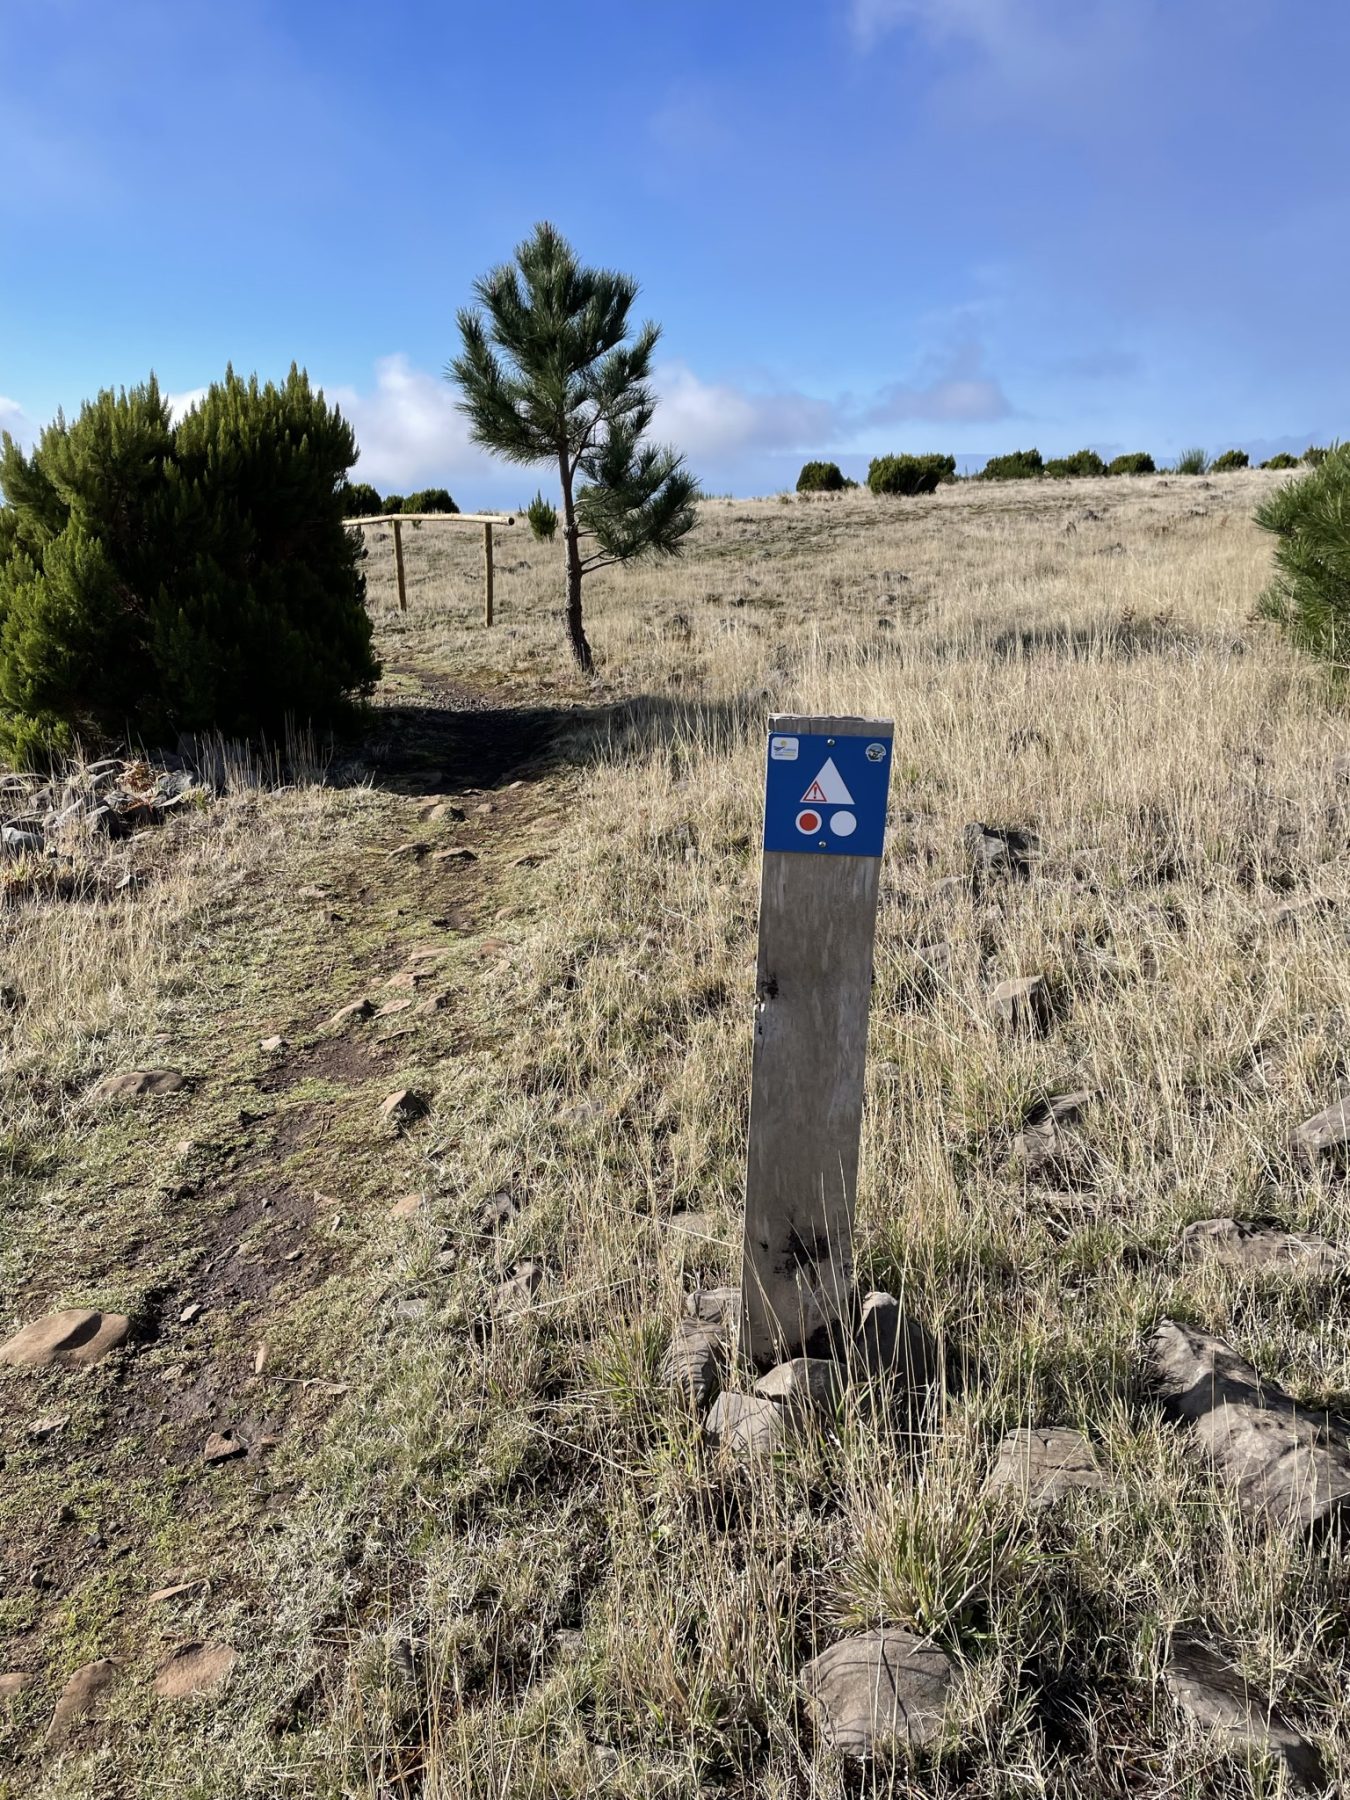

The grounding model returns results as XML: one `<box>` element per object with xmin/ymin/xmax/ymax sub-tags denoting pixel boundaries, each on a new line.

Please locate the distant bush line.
<box><xmin>793</xmin><ymin>444</ymin><xmax>1331</xmax><ymax>494</ymax></box>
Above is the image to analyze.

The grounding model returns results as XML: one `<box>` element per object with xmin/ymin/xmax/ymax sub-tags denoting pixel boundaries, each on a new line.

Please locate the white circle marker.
<box><xmin>831</xmin><ymin>810</ymin><xmax>857</xmax><ymax>837</ymax></box>
<box><xmin>796</xmin><ymin>808</ymin><xmax>822</xmax><ymax>835</ymax></box>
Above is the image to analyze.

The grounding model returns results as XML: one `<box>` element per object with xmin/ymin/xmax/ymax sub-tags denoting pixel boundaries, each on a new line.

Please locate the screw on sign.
<box><xmin>742</xmin><ymin>715</ymin><xmax>895</xmax><ymax>1367</ymax></box>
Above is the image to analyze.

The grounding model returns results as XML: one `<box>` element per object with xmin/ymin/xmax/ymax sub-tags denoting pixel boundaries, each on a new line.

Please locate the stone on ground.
<box><xmin>801</xmin><ymin>1629</ymin><xmax>954</xmax><ymax>1756</ymax></box>
<box><xmin>856</xmin><ymin>1292</ymin><xmax>939</xmax><ymax>1399</ymax></box>
<box><xmin>389</xmin><ymin>1193</ymin><xmax>427</xmax><ymax>1221</ymax></box>
<box><xmin>963</xmin><ymin>821</ymin><xmax>1039</xmax><ymax>881</ymax></box>
<box><xmin>1179</xmin><ymin>1218</ymin><xmax>1344</xmax><ymax>1277</ymax></box>
<box><xmin>988</xmin><ymin>974</ymin><xmax>1053</xmax><ymax>1034</ymax></box>
<box><xmin>46</xmin><ymin>1658</ymin><xmax>118</xmax><ymax>1744</ymax></box>
<box><xmin>685</xmin><ymin>1286</ymin><xmax>740</xmax><ymax>1328</ymax></box>
<box><xmin>986</xmin><ymin>1426</ymin><xmax>1106</xmax><ymax>1508</ymax></box>
<box><xmin>1290</xmin><ymin>1096</ymin><xmax>1350</xmax><ymax>1158</ymax></box>
<box><xmin>479</xmin><ymin>1192</ymin><xmax>519</xmax><ymax>1232</ymax></box>
<box><xmin>90</xmin><ymin>1068</ymin><xmax>185</xmax><ymax>1102</ymax></box>
<box><xmin>1165</xmin><ymin>1633</ymin><xmax>1323</xmax><ymax>1789</ymax></box>
<box><xmin>259</xmin><ymin>1035</ymin><xmax>287</xmax><ymax>1052</ymax></box>
<box><xmin>325</xmin><ymin>996</ymin><xmax>374</xmax><ymax>1028</ymax></box>
<box><xmin>0</xmin><ymin>1308</ymin><xmax>130</xmax><ymax>1368</ymax></box>
<box><xmin>0</xmin><ymin>1671</ymin><xmax>30</xmax><ymax>1700</ymax></box>
<box><xmin>494</xmin><ymin>1260</ymin><xmax>544</xmax><ymax>1312</ymax></box>
<box><xmin>753</xmin><ymin>1357</ymin><xmax>841</xmax><ymax>1420</ymax></box>
<box><xmin>663</xmin><ymin>1317</ymin><xmax>725</xmax><ymax>1409</ymax></box>
<box><xmin>380</xmin><ymin>1089</ymin><xmax>428</xmax><ymax>1128</ymax></box>
<box><xmin>203</xmin><ymin>1430</ymin><xmax>247</xmax><ymax>1465</ymax></box>
<box><xmin>1146</xmin><ymin>1317</ymin><xmax>1350</xmax><ymax>1531</ymax></box>
<box><xmin>704</xmin><ymin>1392</ymin><xmax>785</xmax><ymax>1458</ymax></box>
<box><xmin>1014</xmin><ymin>1092</ymin><xmax>1093</xmax><ymax>1182</ymax></box>
<box><xmin>153</xmin><ymin>1641</ymin><xmax>238</xmax><ymax>1698</ymax></box>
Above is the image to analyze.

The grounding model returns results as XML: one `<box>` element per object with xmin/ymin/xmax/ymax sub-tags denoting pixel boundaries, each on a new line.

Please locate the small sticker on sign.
<box><xmin>770</xmin><ymin>736</ymin><xmax>799</xmax><ymax>761</ymax></box>
<box><xmin>865</xmin><ymin>742</ymin><xmax>888</xmax><ymax>763</ymax></box>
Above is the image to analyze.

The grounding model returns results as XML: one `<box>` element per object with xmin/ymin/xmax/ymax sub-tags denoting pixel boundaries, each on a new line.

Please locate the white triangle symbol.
<box><xmin>800</xmin><ymin>757</ymin><xmax>853</xmax><ymax>806</ymax></box>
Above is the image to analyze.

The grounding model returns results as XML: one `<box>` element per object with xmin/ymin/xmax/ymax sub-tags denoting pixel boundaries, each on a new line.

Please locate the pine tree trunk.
<box><xmin>558</xmin><ymin>453</ymin><xmax>593</xmax><ymax>672</ymax></box>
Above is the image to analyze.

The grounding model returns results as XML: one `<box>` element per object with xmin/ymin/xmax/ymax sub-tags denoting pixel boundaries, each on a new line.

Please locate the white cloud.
<box><xmin>165</xmin><ymin>386</ymin><xmax>208</xmax><ymax>420</ymax></box>
<box><xmin>653</xmin><ymin>361</ymin><xmax>842</xmax><ymax>460</ymax></box>
<box><xmin>328</xmin><ymin>354</ymin><xmax>490</xmax><ymax>492</ymax></box>
<box><xmin>865</xmin><ymin>342</ymin><xmax>1011</xmax><ymax>424</ymax></box>
<box><xmin>0</xmin><ymin>395</ymin><xmax>35</xmax><ymax>448</ymax></box>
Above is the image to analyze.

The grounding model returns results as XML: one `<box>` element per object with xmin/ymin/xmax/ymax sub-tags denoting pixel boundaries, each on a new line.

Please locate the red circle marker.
<box><xmin>796</xmin><ymin>809</ymin><xmax>821</xmax><ymax>834</ymax></box>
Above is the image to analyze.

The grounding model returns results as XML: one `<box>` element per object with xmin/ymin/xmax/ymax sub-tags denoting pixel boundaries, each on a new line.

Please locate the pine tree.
<box><xmin>0</xmin><ymin>366</ymin><xmax>379</xmax><ymax>763</ymax></box>
<box><xmin>449</xmin><ymin>223</ymin><xmax>698</xmax><ymax>670</ymax></box>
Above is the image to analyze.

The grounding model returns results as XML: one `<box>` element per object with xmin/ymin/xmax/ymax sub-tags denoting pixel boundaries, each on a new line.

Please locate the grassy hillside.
<box><xmin>5</xmin><ymin>469</ymin><xmax>1350</xmax><ymax>1797</ymax></box>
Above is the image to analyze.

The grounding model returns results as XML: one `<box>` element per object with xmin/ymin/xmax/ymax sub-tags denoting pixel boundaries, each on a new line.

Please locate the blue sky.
<box><xmin>1</xmin><ymin>0</ymin><xmax>1346</xmax><ymax>501</ymax></box>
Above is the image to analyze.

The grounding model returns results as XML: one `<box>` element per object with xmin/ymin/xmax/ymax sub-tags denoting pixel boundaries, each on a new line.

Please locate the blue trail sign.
<box><xmin>763</xmin><ymin>726</ymin><xmax>892</xmax><ymax>857</ymax></box>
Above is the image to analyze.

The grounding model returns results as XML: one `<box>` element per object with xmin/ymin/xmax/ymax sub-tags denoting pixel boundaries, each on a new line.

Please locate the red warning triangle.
<box><xmin>800</xmin><ymin>757</ymin><xmax>853</xmax><ymax>806</ymax></box>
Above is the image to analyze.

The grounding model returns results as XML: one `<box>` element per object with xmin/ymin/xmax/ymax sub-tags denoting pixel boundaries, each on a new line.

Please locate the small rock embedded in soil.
<box><xmin>325</xmin><ymin>997</ymin><xmax>374</xmax><ymax>1029</ymax></box>
<box><xmin>0</xmin><ymin>1671</ymin><xmax>30</xmax><ymax>1700</ymax></box>
<box><xmin>1165</xmin><ymin>1633</ymin><xmax>1324</xmax><ymax>1789</ymax></box>
<box><xmin>153</xmin><ymin>1642</ymin><xmax>238</xmax><ymax>1699</ymax></box>
<box><xmin>1146</xmin><ymin>1317</ymin><xmax>1350</xmax><ymax>1532</ymax></box>
<box><xmin>90</xmin><ymin>1067</ymin><xmax>186</xmax><ymax>1102</ymax></box>
<box><xmin>801</xmin><ymin>1629</ymin><xmax>954</xmax><ymax>1756</ymax></box>
<box><xmin>389</xmin><ymin>1192</ymin><xmax>427</xmax><ymax>1221</ymax></box>
<box><xmin>704</xmin><ymin>1392</ymin><xmax>784</xmax><ymax>1458</ymax></box>
<box><xmin>685</xmin><ymin>1286</ymin><xmax>740</xmax><ymax>1328</ymax></box>
<box><xmin>494</xmin><ymin>1260</ymin><xmax>544</xmax><ymax>1313</ymax></box>
<box><xmin>46</xmin><ymin>1658</ymin><xmax>119</xmax><ymax>1744</ymax></box>
<box><xmin>259</xmin><ymin>1035</ymin><xmax>287</xmax><ymax>1053</ymax></box>
<box><xmin>179</xmin><ymin>1302</ymin><xmax>203</xmax><ymax>1324</ymax></box>
<box><xmin>1013</xmin><ymin>1092</ymin><xmax>1093</xmax><ymax>1182</ymax></box>
<box><xmin>1179</xmin><ymin>1218</ymin><xmax>1344</xmax><ymax>1277</ymax></box>
<box><xmin>0</xmin><ymin>1308</ymin><xmax>130</xmax><ymax>1368</ymax></box>
<box><xmin>203</xmin><ymin>1430</ymin><xmax>247</xmax><ymax>1465</ymax></box>
<box><xmin>479</xmin><ymin>1192</ymin><xmax>519</xmax><ymax>1232</ymax></box>
<box><xmin>753</xmin><ymin>1357</ymin><xmax>841</xmax><ymax>1421</ymax></box>
<box><xmin>986</xmin><ymin>1426</ymin><xmax>1105</xmax><ymax>1508</ymax></box>
<box><xmin>855</xmin><ymin>1292</ymin><xmax>938</xmax><ymax>1399</ymax></box>
<box><xmin>988</xmin><ymin>974</ymin><xmax>1053</xmax><ymax>1034</ymax></box>
<box><xmin>663</xmin><ymin>1317</ymin><xmax>724</xmax><ymax>1409</ymax></box>
<box><xmin>964</xmin><ymin>821</ymin><xmax>1039</xmax><ymax>882</ymax></box>
<box><xmin>380</xmin><ymin>1088</ymin><xmax>428</xmax><ymax>1129</ymax></box>
<box><xmin>1290</xmin><ymin>1096</ymin><xmax>1350</xmax><ymax>1158</ymax></box>
<box><xmin>433</xmin><ymin>847</ymin><xmax>477</xmax><ymax>863</ymax></box>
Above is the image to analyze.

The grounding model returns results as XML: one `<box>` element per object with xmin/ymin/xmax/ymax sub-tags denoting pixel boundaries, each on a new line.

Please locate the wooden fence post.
<box><xmin>739</xmin><ymin>714</ymin><xmax>894</xmax><ymax>1368</ymax></box>
<box><xmin>483</xmin><ymin>521</ymin><xmax>494</xmax><ymax>626</ymax></box>
<box><xmin>391</xmin><ymin>518</ymin><xmax>408</xmax><ymax>614</ymax></box>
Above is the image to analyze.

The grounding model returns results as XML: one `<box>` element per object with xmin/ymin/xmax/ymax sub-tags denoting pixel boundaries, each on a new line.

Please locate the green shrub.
<box><xmin>526</xmin><ymin>491</ymin><xmax>558</xmax><ymax>541</ymax></box>
<box><xmin>1261</xmin><ymin>453</ymin><xmax>1299</xmax><ymax>470</ymax></box>
<box><xmin>381</xmin><ymin>493</ymin><xmax>405</xmax><ymax>515</ymax></box>
<box><xmin>1044</xmin><ymin>448</ymin><xmax>1107</xmax><ymax>480</ymax></box>
<box><xmin>978</xmin><ymin>448</ymin><xmax>1043</xmax><ymax>482</ymax></box>
<box><xmin>1174</xmin><ymin>447</ymin><xmax>1209</xmax><ymax>474</ymax></box>
<box><xmin>403</xmin><ymin>487</ymin><xmax>458</xmax><ymax>513</ymax></box>
<box><xmin>340</xmin><ymin>481</ymin><xmax>383</xmax><ymax>517</ymax></box>
<box><xmin>1106</xmin><ymin>452</ymin><xmax>1155</xmax><ymax>476</ymax></box>
<box><xmin>796</xmin><ymin>460</ymin><xmax>846</xmax><ymax>493</ymax></box>
<box><xmin>1255</xmin><ymin>445</ymin><xmax>1350</xmax><ymax>660</ymax></box>
<box><xmin>867</xmin><ymin>453</ymin><xmax>956</xmax><ymax>497</ymax></box>
<box><xmin>1210</xmin><ymin>449</ymin><xmax>1248</xmax><ymax>472</ymax></box>
<box><xmin>1304</xmin><ymin>446</ymin><xmax>1329</xmax><ymax>467</ymax></box>
<box><xmin>0</xmin><ymin>366</ymin><xmax>379</xmax><ymax>765</ymax></box>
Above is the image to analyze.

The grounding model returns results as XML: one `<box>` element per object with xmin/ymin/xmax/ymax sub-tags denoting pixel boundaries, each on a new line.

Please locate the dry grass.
<box><xmin>5</xmin><ymin>468</ymin><xmax>1350</xmax><ymax>1796</ymax></box>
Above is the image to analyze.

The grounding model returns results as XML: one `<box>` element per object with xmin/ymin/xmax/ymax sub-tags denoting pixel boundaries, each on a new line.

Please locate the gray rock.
<box><xmin>1145</xmin><ymin>1317</ymin><xmax>1350</xmax><ymax>1532</ymax></box>
<box><xmin>663</xmin><ymin>1317</ymin><xmax>724</xmax><ymax>1409</ymax></box>
<box><xmin>1291</xmin><ymin>1096</ymin><xmax>1350</xmax><ymax>1158</ymax></box>
<box><xmin>801</xmin><ymin>1629</ymin><xmax>954</xmax><ymax>1756</ymax></box>
<box><xmin>684</xmin><ymin>1286</ymin><xmax>740</xmax><ymax>1328</ymax></box>
<box><xmin>856</xmin><ymin>1292</ymin><xmax>938</xmax><ymax>1399</ymax></box>
<box><xmin>753</xmin><ymin>1357</ymin><xmax>841</xmax><ymax>1421</ymax></box>
<box><xmin>964</xmin><ymin>821</ymin><xmax>1039</xmax><ymax>881</ymax></box>
<box><xmin>494</xmin><ymin>1260</ymin><xmax>544</xmax><ymax>1313</ymax></box>
<box><xmin>1164</xmin><ymin>1633</ymin><xmax>1324</xmax><ymax>1789</ymax></box>
<box><xmin>986</xmin><ymin>1426</ymin><xmax>1106</xmax><ymax>1508</ymax></box>
<box><xmin>0</xmin><ymin>1308</ymin><xmax>130</xmax><ymax>1368</ymax></box>
<box><xmin>1179</xmin><ymin>1218</ymin><xmax>1344</xmax><ymax>1278</ymax></box>
<box><xmin>90</xmin><ymin>1068</ymin><xmax>186</xmax><ymax>1102</ymax></box>
<box><xmin>1</xmin><ymin>823</ymin><xmax>44</xmax><ymax>855</ymax></box>
<box><xmin>1013</xmin><ymin>1091</ymin><xmax>1093</xmax><ymax>1181</ymax></box>
<box><xmin>989</xmin><ymin>975</ymin><xmax>1053</xmax><ymax>1034</ymax></box>
<box><xmin>704</xmin><ymin>1392</ymin><xmax>785</xmax><ymax>1458</ymax></box>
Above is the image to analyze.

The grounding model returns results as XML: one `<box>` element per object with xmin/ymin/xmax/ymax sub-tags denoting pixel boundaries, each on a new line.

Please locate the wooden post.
<box><xmin>483</xmin><ymin>521</ymin><xmax>494</xmax><ymax>626</ymax></box>
<box><xmin>391</xmin><ymin>518</ymin><xmax>408</xmax><ymax>614</ymax></box>
<box><xmin>739</xmin><ymin>714</ymin><xmax>894</xmax><ymax>1368</ymax></box>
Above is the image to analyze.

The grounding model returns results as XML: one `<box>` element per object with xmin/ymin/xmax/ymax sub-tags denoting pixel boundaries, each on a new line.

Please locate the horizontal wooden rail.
<box><xmin>345</xmin><ymin>512</ymin><xmax>516</xmax><ymax>526</ymax></box>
